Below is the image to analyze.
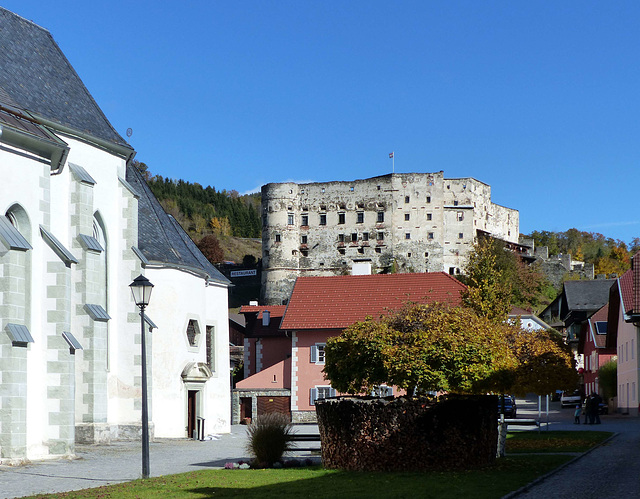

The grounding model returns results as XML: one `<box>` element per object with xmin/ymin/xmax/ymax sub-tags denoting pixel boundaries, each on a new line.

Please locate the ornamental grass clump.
<box><xmin>246</xmin><ymin>412</ymin><xmax>294</xmax><ymax>467</ymax></box>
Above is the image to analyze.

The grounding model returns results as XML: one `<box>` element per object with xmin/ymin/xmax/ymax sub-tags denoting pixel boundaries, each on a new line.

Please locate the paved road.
<box><xmin>509</xmin><ymin>395</ymin><xmax>640</xmax><ymax>499</ymax></box>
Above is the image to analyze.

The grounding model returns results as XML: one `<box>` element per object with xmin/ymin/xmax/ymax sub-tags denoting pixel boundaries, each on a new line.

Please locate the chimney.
<box><xmin>262</xmin><ymin>310</ymin><xmax>270</xmax><ymax>326</ymax></box>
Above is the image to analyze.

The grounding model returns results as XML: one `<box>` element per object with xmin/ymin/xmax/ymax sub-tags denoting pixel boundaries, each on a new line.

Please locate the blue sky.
<box><xmin>5</xmin><ymin>1</ymin><xmax>640</xmax><ymax>243</ymax></box>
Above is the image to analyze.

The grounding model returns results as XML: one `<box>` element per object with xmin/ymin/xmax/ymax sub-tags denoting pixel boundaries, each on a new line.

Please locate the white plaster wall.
<box><xmin>146</xmin><ymin>267</ymin><xmax>230</xmax><ymax>437</ymax></box>
<box><xmin>617</xmin><ymin>303</ymin><xmax>639</xmax><ymax>415</ymax></box>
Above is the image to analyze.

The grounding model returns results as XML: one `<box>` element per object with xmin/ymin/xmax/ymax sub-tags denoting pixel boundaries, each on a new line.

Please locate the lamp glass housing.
<box><xmin>130</xmin><ymin>274</ymin><xmax>154</xmax><ymax>307</ymax></box>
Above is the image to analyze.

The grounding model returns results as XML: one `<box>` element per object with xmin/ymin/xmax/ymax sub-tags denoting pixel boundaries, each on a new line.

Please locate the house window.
<box><xmin>426</xmin><ymin>213</ymin><xmax>432</xmax><ymax>221</ymax></box>
<box><xmin>301</xmin><ymin>215</ymin><xmax>308</xmax><ymax>226</ymax></box>
<box><xmin>338</xmin><ymin>234</ymin><xmax>345</xmax><ymax>243</ymax></box>
<box><xmin>310</xmin><ymin>386</ymin><xmax>336</xmax><ymax>405</ymax></box>
<box><xmin>404</xmin><ymin>196</ymin><xmax>410</xmax><ymax>203</ymax></box>
<box><xmin>457</xmin><ymin>212</ymin><xmax>464</xmax><ymax>221</ymax></box>
<box><xmin>362</xmin><ymin>232</ymin><xmax>369</xmax><ymax>241</ymax></box>
<box><xmin>310</xmin><ymin>344</ymin><xmax>326</xmax><ymax>364</ymax></box>
<box><xmin>458</xmin><ymin>233</ymin><xmax>464</xmax><ymax>239</ymax></box>
<box><xmin>206</xmin><ymin>325</ymin><xmax>215</xmax><ymax>371</ymax></box>
<box><xmin>405</xmin><ymin>233</ymin><xmax>411</xmax><ymax>240</ymax></box>
<box><xmin>319</xmin><ymin>213</ymin><xmax>327</xmax><ymax>225</ymax></box>
<box><xmin>404</xmin><ymin>213</ymin><xmax>410</xmax><ymax>221</ymax></box>
<box><xmin>338</xmin><ymin>213</ymin><xmax>346</xmax><ymax>224</ymax></box>
<box><xmin>275</xmin><ymin>234</ymin><xmax>281</xmax><ymax>243</ymax></box>
<box><xmin>287</xmin><ymin>213</ymin><xmax>294</xmax><ymax>225</ymax></box>
<box><xmin>357</xmin><ymin>212</ymin><xmax>364</xmax><ymax>223</ymax></box>
<box><xmin>301</xmin><ymin>235</ymin><xmax>308</xmax><ymax>244</ymax></box>
<box><xmin>426</xmin><ymin>196</ymin><xmax>431</xmax><ymax>203</ymax></box>
<box><xmin>377</xmin><ymin>232</ymin><xmax>384</xmax><ymax>241</ymax></box>
<box><xmin>186</xmin><ymin>319</ymin><xmax>201</xmax><ymax>347</ymax></box>
<box><xmin>428</xmin><ymin>232</ymin><xmax>434</xmax><ymax>239</ymax></box>
<box><xmin>377</xmin><ymin>212</ymin><xmax>384</xmax><ymax>223</ymax></box>
<box><xmin>351</xmin><ymin>233</ymin><xmax>358</xmax><ymax>242</ymax></box>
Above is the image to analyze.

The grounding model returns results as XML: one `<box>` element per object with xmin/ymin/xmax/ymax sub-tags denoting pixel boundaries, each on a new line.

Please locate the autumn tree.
<box><xmin>197</xmin><ymin>234</ymin><xmax>224</xmax><ymax>263</ymax></box>
<box><xmin>324</xmin><ymin>303</ymin><xmax>518</xmax><ymax>396</ymax></box>
<box><xmin>460</xmin><ymin>238</ymin><xmax>512</xmax><ymax>322</ymax></box>
<box><xmin>324</xmin><ymin>302</ymin><xmax>577</xmax><ymax>398</ymax></box>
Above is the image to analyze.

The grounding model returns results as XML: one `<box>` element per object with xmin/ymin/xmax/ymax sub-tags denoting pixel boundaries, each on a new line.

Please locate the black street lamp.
<box><xmin>129</xmin><ymin>274</ymin><xmax>154</xmax><ymax>479</ymax></box>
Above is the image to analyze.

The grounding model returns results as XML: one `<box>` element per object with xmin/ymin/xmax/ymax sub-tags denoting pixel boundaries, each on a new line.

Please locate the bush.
<box><xmin>246</xmin><ymin>412</ymin><xmax>293</xmax><ymax>467</ymax></box>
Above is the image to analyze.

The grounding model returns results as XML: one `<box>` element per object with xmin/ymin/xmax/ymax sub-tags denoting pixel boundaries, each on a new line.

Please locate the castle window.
<box><xmin>426</xmin><ymin>196</ymin><xmax>431</xmax><ymax>203</ymax></box>
<box><xmin>275</xmin><ymin>234</ymin><xmax>281</xmax><ymax>243</ymax></box>
<box><xmin>377</xmin><ymin>212</ymin><xmax>384</xmax><ymax>223</ymax></box>
<box><xmin>377</xmin><ymin>232</ymin><xmax>384</xmax><ymax>241</ymax></box>
<box><xmin>453</xmin><ymin>200</ymin><xmax>459</xmax><ymax>206</ymax></box>
<box><xmin>377</xmin><ymin>185</ymin><xmax>381</xmax><ymax>190</ymax></box>
<box><xmin>322</xmin><ymin>188</ymin><xmax>325</xmax><ymax>193</ymax></box>
<box><xmin>375</xmin><ymin>247</ymin><xmax>381</xmax><ymax>253</ymax></box>
<box><xmin>404</xmin><ymin>213</ymin><xmax>410</xmax><ymax>221</ymax></box>
<box><xmin>287</xmin><ymin>213</ymin><xmax>294</xmax><ymax>225</ymax></box>
<box><xmin>404</xmin><ymin>196</ymin><xmax>410</xmax><ymax>203</ymax></box>
<box><xmin>301</xmin><ymin>249</ymin><xmax>309</xmax><ymax>257</ymax></box>
<box><xmin>407</xmin><ymin>252</ymin><xmax>411</xmax><ymax>257</ymax></box>
<box><xmin>320</xmin><ymin>205</ymin><xmax>327</xmax><ymax>211</ymax></box>
<box><xmin>405</xmin><ymin>233</ymin><xmax>411</xmax><ymax>240</ymax></box>
<box><xmin>449</xmin><ymin>267</ymin><xmax>455</xmax><ymax>275</ymax></box>
<box><xmin>301</xmin><ymin>214</ymin><xmax>308</xmax><ymax>226</ymax></box>
<box><xmin>351</xmin><ymin>233</ymin><xmax>358</xmax><ymax>242</ymax></box>
<box><xmin>350</xmin><ymin>186</ymin><xmax>354</xmax><ymax>191</ymax></box>
<box><xmin>338</xmin><ymin>248</ymin><xmax>345</xmax><ymax>255</ymax></box>
<box><xmin>319</xmin><ymin>214</ymin><xmax>327</xmax><ymax>225</ymax></box>
<box><xmin>292</xmin><ymin>250</ymin><xmax>297</xmax><ymax>256</ymax></box>
<box><xmin>338</xmin><ymin>213</ymin><xmax>345</xmax><ymax>224</ymax></box>
<box><xmin>426</xmin><ymin>213</ymin><xmax>432</xmax><ymax>221</ymax></box>
<box><xmin>425</xmin><ymin>252</ymin><xmax>429</xmax><ymax>257</ymax></box>
<box><xmin>338</xmin><ymin>234</ymin><xmax>345</xmax><ymax>242</ymax></box>
<box><xmin>428</xmin><ymin>232</ymin><xmax>434</xmax><ymax>240</ymax></box>
<box><xmin>362</xmin><ymin>232</ymin><xmax>369</xmax><ymax>241</ymax></box>
<box><xmin>458</xmin><ymin>233</ymin><xmax>464</xmax><ymax>239</ymax></box>
<box><xmin>357</xmin><ymin>212</ymin><xmax>364</xmax><ymax>223</ymax></box>
<box><xmin>301</xmin><ymin>235</ymin><xmax>308</xmax><ymax>244</ymax></box>
<box><xmin>358</xmin><ymin>247</ymin><xmax>364</xmax><ymax>254</ymax></box>
<box><xmin>457</xmin><ymin>212</ymin><xmax>464</xmax><ymax>221</ymax></box>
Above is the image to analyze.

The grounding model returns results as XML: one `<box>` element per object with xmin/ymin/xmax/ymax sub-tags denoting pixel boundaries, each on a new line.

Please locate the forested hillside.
<box><xmin>526</xmin><ymin>229</ymin><xmax>640</xmax><ymax>276</ymax></box>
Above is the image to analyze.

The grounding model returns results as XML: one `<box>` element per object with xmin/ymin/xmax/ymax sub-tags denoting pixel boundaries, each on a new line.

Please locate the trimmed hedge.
<box><xmin>316</xmin><ymin>395</ymin><xmax>498</xmax><ymax>471</ymax></box>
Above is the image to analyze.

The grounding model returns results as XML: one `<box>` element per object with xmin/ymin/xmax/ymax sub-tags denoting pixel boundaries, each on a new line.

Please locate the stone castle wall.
<box><xmin>261</xmin><ymin>172</ymin><xmax>518</xmax><ymax>305</ymax></box>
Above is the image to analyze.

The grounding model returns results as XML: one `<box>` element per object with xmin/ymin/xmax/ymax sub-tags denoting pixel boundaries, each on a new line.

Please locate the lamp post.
<box><xmin>129</xmin><ymin>274</ymin><xmax>154</xmax><ymax>479</ymax></box>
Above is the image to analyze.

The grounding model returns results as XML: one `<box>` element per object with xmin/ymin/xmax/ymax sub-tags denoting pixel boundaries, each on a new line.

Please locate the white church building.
<box><xmin>0</xmin><ymin>7</ymin><xmax>231</xmax><ymax>463</ymax></box>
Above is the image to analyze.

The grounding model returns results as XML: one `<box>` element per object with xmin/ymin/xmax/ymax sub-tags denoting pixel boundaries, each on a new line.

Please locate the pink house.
<box><xmin>579</xmin><ymin>303</ymin><xmax>616</xmax><ymax>397</ymax></box>
<box><xmin>232</xmin><ymin>272</ymin><xmax>466</xmax><ymax>423</ymax></box>
<box><xmin>607</xmin><ymin>254</ymin><xmax>640</xmax><ymax>415</ymax></box>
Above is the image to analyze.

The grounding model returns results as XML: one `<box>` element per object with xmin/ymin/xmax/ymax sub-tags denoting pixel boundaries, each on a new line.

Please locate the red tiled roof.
<box><xmin>280</xmin><ymin>272</ymin><xmax>466</xmax><ymax>330</ymax></box>
<box><xmin>509</xmin><ymin>307</ymin><xmax>532</xmax><ymax>316</ymax></box>
<box><xmin>239</xmin><ymin>305</ymin><xmax>287</xmax><ymax>319</ymax></box>
<box><xmin>619</xmin><ymin>269</ymin><xmax>633</xmax><ymax>314</ymax></box>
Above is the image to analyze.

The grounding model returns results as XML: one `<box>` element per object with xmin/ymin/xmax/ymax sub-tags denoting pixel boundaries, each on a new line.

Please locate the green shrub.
<box><xmin>246</xmin><ymin>412</ymin><xmax>293</xmax><ymax>467</ymax></box>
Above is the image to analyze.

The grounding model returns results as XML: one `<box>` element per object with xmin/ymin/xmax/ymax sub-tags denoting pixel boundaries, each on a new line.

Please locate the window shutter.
<box><xmin>310</xmin><ymin>388</ymin><xmax>317</xmax><ymax>406</ymax></box>
<box><xmin>310</xmin><ymin>345</ymin><xmax>317</xmax><ymax>363</ymax></box>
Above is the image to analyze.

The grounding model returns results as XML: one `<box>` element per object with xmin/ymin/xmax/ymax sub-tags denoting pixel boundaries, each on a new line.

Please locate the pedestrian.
<box><xmin>585</xmin><ymin>394</ymin><xmax>595</xmax><ymax>424</ymax></box>
<box><xmin>593</xmin><ymin>393</ymin><xmax>602</xmax><ymax>424</ymax></box>
<box><xmin>574</xmin><ymin>404</ymin><xmax>582</xmax><ymax>424</ymax></box>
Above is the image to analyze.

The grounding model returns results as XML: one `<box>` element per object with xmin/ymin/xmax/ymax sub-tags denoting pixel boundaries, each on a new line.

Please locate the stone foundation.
<box><xmin>75</xmin><ymin>423</ymin><xmax>155</xmax><ymax>444</ymax></box>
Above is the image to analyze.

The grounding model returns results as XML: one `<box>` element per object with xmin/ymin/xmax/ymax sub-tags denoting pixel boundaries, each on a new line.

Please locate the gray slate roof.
<box><xmin>0</xmin><ymin>7</ymin><xmax>129</xmax><ymax>147</ymax></box>
<box><xmin>564</xmin><ymin>279</ymin><xmax>614</xmax><ymax>311</ymax></box>
<box><xmin>126</xmin><ymin>165</ymin><xmax>230</xmax><ymax>286</ymax></box>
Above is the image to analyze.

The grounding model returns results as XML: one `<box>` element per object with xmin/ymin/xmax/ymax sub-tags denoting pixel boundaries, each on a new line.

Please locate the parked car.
<box><xmin>497</xmin><ymin>395</ymin><xmax>517</xmax><ymax>418</ymax></box>
<box><xmin>551</xmin><ymin>390</ymin><xmax>563</xmax><ymax>401</ymax></box>
<box><xmin>561</xmin><ymin>390</ymin><xmax>582</xmax><ymax>408</ymax></box>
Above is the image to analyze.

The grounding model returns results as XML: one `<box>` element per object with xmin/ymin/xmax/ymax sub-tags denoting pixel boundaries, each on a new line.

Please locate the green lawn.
<box><xmin>506</xmin><ymin>430</ymin><xmax>612</xmax><ymax>453</ymax></box>
<box><xmin>26</xmin><ymin>432</ymin><xmax>611</xmax><ymax>499</ymax></box>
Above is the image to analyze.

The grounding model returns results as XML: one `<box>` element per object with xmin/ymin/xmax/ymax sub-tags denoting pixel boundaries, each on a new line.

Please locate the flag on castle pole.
<box><xmin>389</xmin><ymin>151</ymin><xmax>394</xmax><ymax>173</ymax></box>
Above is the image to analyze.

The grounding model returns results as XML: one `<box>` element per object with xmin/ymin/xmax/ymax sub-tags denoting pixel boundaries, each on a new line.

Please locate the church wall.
<box><xmin>146</xmin><ymin>268</ymin><xmax>231</xmax><ymax>438</ymax></box>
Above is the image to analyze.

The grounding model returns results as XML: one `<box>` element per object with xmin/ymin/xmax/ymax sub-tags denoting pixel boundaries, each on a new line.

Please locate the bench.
<box><xmin>290</xmin><ymin>433</ymin><xmax>321</xmax><ymax>451</ymax></box>
<box><xmin>503</xmin><ymin>418</ymin><xmax>542</xmax><ymax>432</ymax></box>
